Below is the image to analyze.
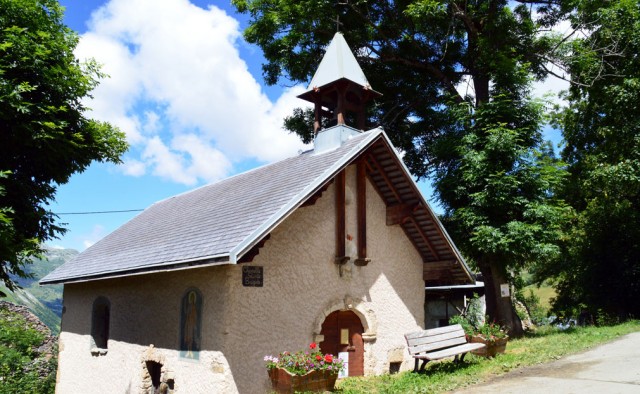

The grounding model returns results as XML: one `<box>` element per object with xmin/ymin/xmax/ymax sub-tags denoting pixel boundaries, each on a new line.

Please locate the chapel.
<box><xmin>42</xmin><ymin>32</ymin><xmax>473</xmax><ymax>393</ymax></box>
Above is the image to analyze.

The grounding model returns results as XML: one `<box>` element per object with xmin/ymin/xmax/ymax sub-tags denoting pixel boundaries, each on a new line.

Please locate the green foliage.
<box><xmin>435</xmin><ymin>97</ymin><xmax>569</xmax><ymax>269</ymax></box>
<box><xmin>234</xmin><ymin>0</ymin><xmax>571</xmax><ymax>335</ymax></box>
<box><xmin>0</xmin><ymin>172</ymin><xmax>18</xmax><ymax>297</ymax></box>
<box><xmin>450</xmin><ymin>295</ymin><xmax>507</xmax><ymax>342</ymax></box>
<box><xmin>516</xmin><ymin>288</ymin><xmax>549</xmax><ymax>326</ymax></box>
<box><xmin>0</xmin><ymin>307</ymin><xmax>56</xmax><ymax>393</ymax></box>
<box><xmin>448</xmin><ymin>314</ymin><xmax>474</xmax><ymax>337</ymax></box>
<box><xmin>0</xmin><ymin>0</ymin><xmax>128</xmax><ymax>292</ymax></box>
<box><xmin>536</xmin><ymin>0</ymin><xmax>640</xmax><ymax>320</ymax></box>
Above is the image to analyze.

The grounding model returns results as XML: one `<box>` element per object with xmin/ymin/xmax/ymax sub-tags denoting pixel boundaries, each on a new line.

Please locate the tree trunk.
<box><xmin>478</xmin><ymin>257</ymin><xmax>524</xmax><ymax>337</ymax></box>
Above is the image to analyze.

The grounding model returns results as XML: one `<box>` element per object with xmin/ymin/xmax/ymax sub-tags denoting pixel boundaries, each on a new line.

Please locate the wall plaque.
<box><xmin>242</xmin><ymin>266</ymin><xmax>263</xmax><ymax>287</ymax></box>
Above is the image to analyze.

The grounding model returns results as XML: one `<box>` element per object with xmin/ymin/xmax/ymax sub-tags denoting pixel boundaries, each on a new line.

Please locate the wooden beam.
<box><xmin>238</xmin><ymin>234</ymin><xmax>271</xmax><ymax>263</ymax></box>
<box><xmin>423</xmin><ymin>261</ymin><xmax>470</xmax><ymax>282</ymax></box>
<box><xmin>368</xmin><ymin>152</ymin><xmax>402</xmax><ymax>203</ymax></box>
<box><xmin>355</xmin><ymin>160</ymin><xmax>370</xmax><ymax>266</ymax></box>
<box><xmin>336</xmin><ymin>85</ymin><xmax>345</xmax><ymax>125</ymax></box>
<box><xmin>423</xmin><ymin>268</ymin><xmax>453</xmax><ymax>281</ymax></box>
<box><xmin>301</xmin><ymin>180</ymin><xmax>332</xmax><ymax>208</ymax></box>
<box><xmin>408</xmin><ymin>217</ymin><xmax>441</xmax><ymax>260</ymax></box>
<box><xmin>335</xmin><ymin>170</ymin><xmax>346</xmax><ymax>263</ymax></box>
<box><xmin>423</xmin><ymin>260</ymin><xmax>458</xmax><ymax>274</ymax></box>
<box><xmin>413</xmin><ymin>205</ymin><xmax>452</xmax><ymax>256</ymax></box>
<box><xmin>363</xmin><ymin>155</ymin><xmax>374</xmax><ymax>173</ymax></box>
<box><xmin>314</xmin><ymin>99</ymin><xmax>321</xmax><ymax>135</ymax></box>
<box><xmin>386</xmin><ymin>203</ymin><xmax>419</xmax><ymax>225</ymax></box>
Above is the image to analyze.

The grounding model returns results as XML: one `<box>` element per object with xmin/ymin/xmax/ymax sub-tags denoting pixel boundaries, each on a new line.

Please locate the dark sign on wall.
<box><xmin>242</xmin><ymin>266</ymin><xmax>263</xmax><ymax>287</ymax></box>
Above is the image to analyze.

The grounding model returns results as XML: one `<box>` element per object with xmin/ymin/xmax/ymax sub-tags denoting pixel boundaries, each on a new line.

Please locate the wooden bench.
<box><xmin>405</xmin><ymin>324</ymin><xmax>486</xmax><ymax>372</ymax></box>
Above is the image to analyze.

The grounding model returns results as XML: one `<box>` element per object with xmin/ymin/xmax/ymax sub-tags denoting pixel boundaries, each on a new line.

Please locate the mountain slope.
<box><xmin>2</xmin><ymin>246</ymin><xmax>78</xmax><ymax>333</ymax></box>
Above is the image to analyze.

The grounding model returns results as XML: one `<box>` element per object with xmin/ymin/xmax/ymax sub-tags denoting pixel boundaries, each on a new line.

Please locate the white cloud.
<box><xmin>76</xmin><ymin>0</ymin><xmax>310</xmax><ymax>185</ymax></box>
<box><xmin>120</xmin><ymin>158</ymin><xmax>146</xmax><ymax>176</ymax></box>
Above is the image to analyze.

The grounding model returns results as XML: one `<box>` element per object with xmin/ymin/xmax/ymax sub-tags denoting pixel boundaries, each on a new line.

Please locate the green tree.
<box><xmin>234</xmin><ymin>0</ymin><xmax>569</xmax><ymax>335</ymax></box>
<box><xmin>536</xmin><ymin>0</ymin><xmax>640</xmax><ymax>320</ymax></box>
<box><xmin>0</xmin><ymin>0</ymin><xmax>128</xmax><ymax>294</ymax></box>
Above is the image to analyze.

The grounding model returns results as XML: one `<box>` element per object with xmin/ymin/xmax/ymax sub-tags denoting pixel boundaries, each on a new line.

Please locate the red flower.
<box><xmin>316</xmin><ymin>355</ymin><xmax>322</xmax><ymax>361</ymax></box>
<box><xmin>324</xmin><ymin>354</ymin><xmax>333</xmax><ymax>363</ymax></box>
<box><xmin>309</xmin><ymin>342</ymin><xmax>317</xmax><ymax>350</ymax></box>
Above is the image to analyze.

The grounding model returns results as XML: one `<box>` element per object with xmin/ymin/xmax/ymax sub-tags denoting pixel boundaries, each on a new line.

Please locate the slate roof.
<box><xmin>41</xmin><ymin>127</ymin><xmax>473</xmax><ymax>285</ymax></box>
<box><xmin>41</xmin><ymin>129</ymin><xmax>375</xmax><ymax>284</ymax></box>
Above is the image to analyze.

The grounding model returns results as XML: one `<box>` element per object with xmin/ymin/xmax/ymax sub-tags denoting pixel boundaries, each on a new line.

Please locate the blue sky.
<box><xmin>51</xmin><ymin>0</ymin><xmax>565</xmax><ymax>251</ymax></box>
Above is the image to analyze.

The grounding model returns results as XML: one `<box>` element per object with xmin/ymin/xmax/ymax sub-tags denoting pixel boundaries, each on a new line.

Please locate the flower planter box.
<box><xmin>469</xmin><ymin>335</ymin><xmax>509</xmax><ymax>358</ymax></box>
<box><xmin>268</xmin><ymin>367</ymin><xmax>338</xmax><ymax>393</ymax></box>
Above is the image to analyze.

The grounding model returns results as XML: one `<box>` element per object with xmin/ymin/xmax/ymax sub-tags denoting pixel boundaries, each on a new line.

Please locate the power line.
<box><xmin>55</xmin><ymin>209</ymin><xmax>144</xmax><ymax>215</ymax></box>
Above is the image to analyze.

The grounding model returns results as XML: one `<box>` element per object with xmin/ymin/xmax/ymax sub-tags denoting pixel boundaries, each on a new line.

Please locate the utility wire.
<box><xmin>55</xmin><ymin>209</ymin><xmax>144</xmax><ymax>215</ymax></box>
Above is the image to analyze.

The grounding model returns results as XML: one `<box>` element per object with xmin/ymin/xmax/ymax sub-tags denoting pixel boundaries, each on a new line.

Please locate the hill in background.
<box><xmin>1</xmin><ymin>246</ymin><xmax>77</xmax><ymax>333</ymax></box>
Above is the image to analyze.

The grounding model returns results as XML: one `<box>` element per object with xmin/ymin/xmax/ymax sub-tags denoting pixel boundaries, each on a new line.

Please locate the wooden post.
<box><xmin>335</xmin><ymin>170</ymin><xmax>348</xmax><ymax>264</ymax></box>
<box><xmin>314</xmin><ymin>97</ymin><xmax>321</xmax><ymax>135</ymax></box>
<box><xmin>336</xmin><ymin>86</ymin><xmax>345</xmax><ymax>125</ymax></box>
<box><xmin>357</xmin><ymin>106</ymin><xmax>365</xmax><ymax>130</ymax></box>
<box><xmin>355</xmin><ymin>160</ymin><xmax>370</xmax><ymax>266</ymax></box>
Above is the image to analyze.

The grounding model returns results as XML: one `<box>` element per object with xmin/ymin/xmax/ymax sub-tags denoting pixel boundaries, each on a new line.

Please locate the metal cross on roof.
<box><xmin>335</xmin><ymin>1</ymin><xmax>348</xmax><ymax>32</ymax></box>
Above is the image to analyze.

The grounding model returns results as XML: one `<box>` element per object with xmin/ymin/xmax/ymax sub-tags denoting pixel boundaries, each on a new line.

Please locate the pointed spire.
<box><xmin>298</xmin><ymin>32</ymin><xmax>381</xmax><ymax>135</ymax></box>
<box><xmin>308</xmin><ymin>32</ymin><xmax>372</xmax><ymax>91</ymax></box>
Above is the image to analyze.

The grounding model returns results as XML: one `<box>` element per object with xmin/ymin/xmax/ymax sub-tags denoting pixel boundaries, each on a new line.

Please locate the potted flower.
<box><xmin>264</xmin><ymin>342</ymin><xmax>344</xmax><ymax>393</ymax></box>
<box><xmin>467</xmin><ymin>319</ymin><xmax>509</xmax><ymax>357</ymax></box>
<box><xmin>449</xmin><ymin>296</ymin><xmax>509</xmax><ymax>358</ymax></box>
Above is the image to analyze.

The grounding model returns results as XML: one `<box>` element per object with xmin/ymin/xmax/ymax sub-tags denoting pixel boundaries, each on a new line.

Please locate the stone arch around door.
<box><xmin>312</xmin><ymin>297</ymin><xmax>377</xmax><ymax>376</ymax></box>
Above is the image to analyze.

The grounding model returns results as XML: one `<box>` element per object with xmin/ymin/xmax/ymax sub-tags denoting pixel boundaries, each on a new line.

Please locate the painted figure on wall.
<box><xmin>180</xmin><ymin>288</ymin><xmax>202</xmax><ymax>360</ymax></box>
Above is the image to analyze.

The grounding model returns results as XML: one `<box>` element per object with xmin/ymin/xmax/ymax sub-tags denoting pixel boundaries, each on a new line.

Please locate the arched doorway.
<box><xmin>320</xmin><ymin>310</ymin><xmax>364</xmax><ymax>377</ymax></box>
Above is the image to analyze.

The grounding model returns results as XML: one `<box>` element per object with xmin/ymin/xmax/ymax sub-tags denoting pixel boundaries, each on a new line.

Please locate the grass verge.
<box><xmin>336</xmin><ymin>321</ymin><xmax>640</xmax><ymax>393</ymax></box>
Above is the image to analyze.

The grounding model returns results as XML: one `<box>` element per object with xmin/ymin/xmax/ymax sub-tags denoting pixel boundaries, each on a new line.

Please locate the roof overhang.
<box><xmin>39</xmin><ymin>254</ymin><xmax>231</xmax><ymax>285</ymax></box>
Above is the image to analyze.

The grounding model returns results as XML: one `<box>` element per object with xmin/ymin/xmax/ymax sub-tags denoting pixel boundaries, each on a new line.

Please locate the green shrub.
<box><xmin>0</xmin><ymin>308</ymin><xmax>56</xmax><ymax>394</ymax></box>
<box><xmin>518</xmin><ymin>289</ymin><xmax>549</xmax><ymax>326</ymax></box>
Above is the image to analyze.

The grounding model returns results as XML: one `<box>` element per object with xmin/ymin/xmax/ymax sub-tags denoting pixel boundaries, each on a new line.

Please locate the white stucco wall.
<box><xmin>55</xmin><ymin>164</ymin><xmax>425</xmax><ymax>394</ymax></box>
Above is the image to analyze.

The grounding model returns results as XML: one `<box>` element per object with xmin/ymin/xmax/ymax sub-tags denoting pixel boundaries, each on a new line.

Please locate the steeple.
<box><xmin>298</xmin><ymin>32</ymin><xmax>381</xmax><ymax>138</ymax></box>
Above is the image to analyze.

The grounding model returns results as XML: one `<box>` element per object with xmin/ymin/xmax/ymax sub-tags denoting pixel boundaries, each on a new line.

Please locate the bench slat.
<box><xmin>408</xmin><ymin>330</ymin><xmax>465</xmax><ymax>347</ymax></box>
<box><xmin>405</xmin><ymin>324</ymin><xmax>461</xmax><ymax>340</ymax></box>
<box><xmin>413</xmin><ymin>342</ymin><xmax>486</xmax><ymax>361</ymax></box>
<box><xmin>409</xmin><ymin>336</ymin><xmax>468</xmax><ymax>355</ymax></box>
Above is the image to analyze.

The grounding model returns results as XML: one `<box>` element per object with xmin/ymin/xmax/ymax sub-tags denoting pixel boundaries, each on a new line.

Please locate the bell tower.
<box><xmin>297</xmin><ymin>32</ymin><xmax>381</xmax><ymax>152</ymax></box>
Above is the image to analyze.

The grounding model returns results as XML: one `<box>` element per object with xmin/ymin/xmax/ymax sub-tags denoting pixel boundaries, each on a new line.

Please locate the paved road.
<box><xmin>453</xmin><ymin>332</ymin><xmax>640</xmax><ymax>394</ymax></box>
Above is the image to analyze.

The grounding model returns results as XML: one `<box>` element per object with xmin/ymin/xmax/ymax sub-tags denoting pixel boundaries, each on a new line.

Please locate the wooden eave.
<box><xmin>359</xmin><ymin>138</ymin><xmax>474</xmax><ymax>286</ymax></box>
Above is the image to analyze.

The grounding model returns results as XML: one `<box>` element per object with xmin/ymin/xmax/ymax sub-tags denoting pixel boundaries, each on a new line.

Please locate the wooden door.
<box><xmin>320</xmin><ymin>310</ymin><xmax>364</xmax><ymax>377</ymax></box>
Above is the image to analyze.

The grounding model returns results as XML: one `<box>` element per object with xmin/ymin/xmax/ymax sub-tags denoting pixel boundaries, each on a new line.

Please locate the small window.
<box><xmin>91</xmin><ymin>296</ymin><xmax>110</xmax><ymax>352</ymax></box>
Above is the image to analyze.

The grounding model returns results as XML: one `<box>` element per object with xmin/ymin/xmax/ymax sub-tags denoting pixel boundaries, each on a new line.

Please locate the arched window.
<box><xmin>91</xmin><ymin>296</ymin><xmax>110</xmax><ymax>351</ymax></box>
<box><xmin>180</xmin><ymin>288</ymin><xmax>202</xmax><ymax>360</ymax></box>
